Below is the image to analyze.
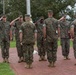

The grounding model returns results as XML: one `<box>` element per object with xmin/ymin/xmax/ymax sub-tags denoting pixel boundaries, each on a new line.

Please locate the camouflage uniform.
<box><xmin>0</xmin><ymin>20</ymin><xmax>10</xmax><ymax>59</ymax></box>
<box><xmin>71</xmin><ymin>20</ymin><xmax>76</xmax><ymax>58</ymax></box>
<box><xmin>58</xmin><ymin>20</ymin><xmax>70</xmax><ymax>58</ymax></box>
<box><xmin>44</xmin><ymin>17</ymin><xmax>58</xmax><ymax>64</ymax></box>
<box><xmin>36</xmin><ymin>20</ymin><xmax>46</xmax><ymax>59</ymax></box>
<box><xmin>14</xmin><ymin>21</ymin><xmax>24</xmax><ymax>59</ymax></box>
<box><xmin>20</xmin><ymin>22</ymin><xmax>35</xmax><ymax>65</ymax></box>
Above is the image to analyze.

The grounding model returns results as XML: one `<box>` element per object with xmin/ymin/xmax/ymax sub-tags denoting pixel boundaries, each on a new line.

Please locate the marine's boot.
<box><xmin>42</xmin><ymin>56</ymin><xmax>47</xmax><ymax>61</ymax></box>
<box><xmin>64</xmin><ymin>56</ymin><xmax>67</xmax><ymax>60</ymax></box>
<box><xmin>6</xmin><ymin>58</ymin><xmax>9</xmax><ymax>63</ymax></box>
<box><xmin>25</xmin><ymin>64</ymin><xmax>30</xmax><ymax>69</ymax></box>
<box><xmin>51</xmin><ymin>62</ymin><xmax>56</xmax><ymax>67</ymax></box>
<box><xmin>3</xmin><ymin>58</ymin><xmax>6</xmax><ymax>63</ymax></box>
<box><xmin>29</xmin><ymin>63</ymin><xmax>33</xmax><ymax>69</ymax></box>
<box><xmin>23</xmin><ymin>57</ymin><xmax>25</xmax><ymax>62</ymax></box>
<box><xmin>66</xmin><ymin>56</ymin><xmax>70</xmax><ymax>60</ymax></box>
<box><xmin>48</xmin><ymin>62</ymin><xmax>52</xmax><ymax>67</ymax></box>
<box><xmin>39</xmin><ymin>56</ymin><xmax>43</xmax><ymax>61</ymax></box>
<box><xmin>21</xmin><ymin>57</ymin><xmax>24</xmax><ymax>62</ymax></box>
<box><xmin>18</xmin><ymin>58</ymin><xmax>22</xmax><ymax>63</ymax></box>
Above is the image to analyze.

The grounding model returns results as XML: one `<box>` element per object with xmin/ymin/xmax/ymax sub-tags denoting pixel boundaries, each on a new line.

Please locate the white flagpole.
<box><xmin>26</xmin><ymin>0</ymin><xmax>31</xmax><ymax>15</ymax></box>
<box><xmin>3</xmin><ymin>0</ymin><xmax>5</xmax><ymax>14</ymax></box>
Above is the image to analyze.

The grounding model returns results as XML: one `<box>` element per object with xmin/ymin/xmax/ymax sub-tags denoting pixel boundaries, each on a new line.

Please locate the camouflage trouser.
<box><xmin>37</xmin><ymin>35</ymin><xmax>46</xmax><ymax>57</ymax></box>
<box><xmin>61</xmin><ymin>38</ymin><xmax>70</xmax><ymax>57</ymax></box>
<box><xmin>23</xmin><ymin>43</ymin><xmax>34</xmax><ymax>64</ymax></box>
<box><xmin>46</xmin><ymin>39</ymin><xmax>58</xmax><ymax>63</ymax></box>
<box><xmin>1</xmin><ymin>40</ymin><xmax>10</xmax><ymax>59</ymax></box>
<box><xmin>16</xmin><ymin>40</ymin><xmax>24</xmax><ymax>58</ymax></box>
<box><xmin>73</xmin><ymin>37</ymin><xmax>76</xmax><ymax>58</ymax></box>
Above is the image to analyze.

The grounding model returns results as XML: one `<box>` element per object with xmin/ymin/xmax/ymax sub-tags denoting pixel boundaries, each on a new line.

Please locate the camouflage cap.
<box><xmin>19</xmin><ymin>15</ymin><xmax>23</xmax><ymax>18</ymax></box>
<box><xmin>2</xmin><ymin>14</ymin><xmax>7</xmax><ymax>18</ymax></box>
<box><xmin>48</xmin><ymin>10</ymin><xmax>53</xmax><ymax>13</ymax></box>
<box><xmin>25</xmin><ymin>14</ymin><xmax>31</xmax><ymax>17</ymax></box>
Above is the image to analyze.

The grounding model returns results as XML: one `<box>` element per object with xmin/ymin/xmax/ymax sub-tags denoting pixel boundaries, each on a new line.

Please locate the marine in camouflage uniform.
<box><xmin>10</xmin><ymin>15</ymin><xmax>24</xmax><ymax>63</ymax></box>
<box><xmin>43</xmin><ymin>10</ymin><xmax>58</xmax><ymax>67</ymax></box>
<box><xmin>19</xmin><ymin>14</ymin><xmax>36</xmax><ymax>69</ymax></box>
<box><xmin>0</xmin><ymin>15</ymin><xmax>10</xmax><ymax>63</ymax></box>
<box><xmin>35</xmin><ymin>16</ymin><xmax>46</xmax><ymax>61</ymax></box>
<box><xmin>71</xmin><ymin>19</ymin><xmax>76</xmax><ymax>65</ymax></box>
<box><xmin>58</xmin><ymin>15</ymin><xmax>71</xmax><ymax>60</ymax></box>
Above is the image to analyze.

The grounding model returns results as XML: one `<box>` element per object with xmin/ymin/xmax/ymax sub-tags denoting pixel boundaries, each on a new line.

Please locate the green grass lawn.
<box><xmin>70</xmin><ymin>40</ymin><xmax>73</xmax><ymax>47</ymax></box>
<box><xmin>10</xmin><ymin>39</ymin><xmax>73</xmax><ymax>48</ymax></box>
<box><xmin>58</xmin><ymin>39</ymin><xmax>73</xmax><ymax>47</ymax></box>
<box><xmin>0</xmin><ymin>63</ymin><xmax>15</xmax><ymax>75</ymax></box>
<box><xmin>10</xmin><ymin>40</ymin><xmax>16</xmax><ymax>48</ymax></box>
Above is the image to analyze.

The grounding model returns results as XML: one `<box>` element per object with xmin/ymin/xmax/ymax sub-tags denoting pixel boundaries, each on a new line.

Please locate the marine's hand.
<box><xmin>16</xmin><ymin>17</ymin><xmax>20</xmax><ymax>20</ymax></box>
<box><xmin>10</xmin><ymin>37</ymin><xmax>12</xmax><ymax>41</ymax></box>
<box><xmin>58</xmin><ymin>37</ymin><xmax>60</xmax><ymax>40</ymax></box>
<box><xmin>44</xmin><ymin>38</ymin><xmax>46</xmax><ymax>41</ymax></box>
<box><xmin>20</xmin><ymin>42</ymin><xmax>22</xmax><ymax>45</ymax></box>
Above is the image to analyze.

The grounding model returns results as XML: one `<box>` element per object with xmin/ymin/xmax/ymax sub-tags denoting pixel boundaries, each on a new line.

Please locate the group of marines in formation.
<box><xmin>0</xmin><ymin>10</ymin><xmax>76</xmax><ymax>69</ymax></box>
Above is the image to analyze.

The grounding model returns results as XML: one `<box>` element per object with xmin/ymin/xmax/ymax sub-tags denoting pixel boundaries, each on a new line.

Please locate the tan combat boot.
<box><xmin>51</xmin><ymin>62</ymin><xmax>56</xmax><ymax>67</ymax></box>
<box><xmin>64</xmin><ymin>56</ymin><xmax>67</xmax><ymax>60</ymax></box>
<box><xmin>42</xmin><ymin>56</ymin><xmax>47</xmax><ymax>61</ymax></box>
<box><xmin>39</xmin><ymin>56</ymin><xmax>43</xmax><ymax>61</ymax></box>
<box><xmin>3</xmin><ymin>58</ymin><xmax>6</xmax><ymax>63</ymax></box>
<box><xmin>29</xmin><ymin>63</ymin><xmax>33</xmax><ymax>69</ymax></box>
<box><xmin>66</xmin><ymin>56</ymin><xmax>70</xmax><ymax>60</ymax></box>
<box><xmin>48</xmin><ymin>62</ymin><xmax>52</xmax><ymax>67</ymax></box>
<box><xmin>21</xmin><ymin>57</ymin><xmax>24</xmax><ymax>62</ymax></box>
<box><xmin>64</xmin><ymin>56</ymin><xmax>70</xmax><ymax>60</ymax></box>
<box><xmin>6</xmin><ymin>58</ymin><xmax>9</xmax><ymax>63</ymax></box>
<box><xmin>23</xmin><ymin>58</ymin><xmax>25</xmax><ymax>62</ymax></box>
<box><xmin>18</xmin><ymin>58</ymin><xmax>22</xmax><ymax>63</ymax></box>
<box><xmin>25</xmin><ymin>64</ymin><xmax>30</xmax><ymax>69</ymax></box>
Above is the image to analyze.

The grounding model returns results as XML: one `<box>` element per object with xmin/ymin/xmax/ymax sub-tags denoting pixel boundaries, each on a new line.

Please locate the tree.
<box><xmin>0</xmin><ymin>0</ymin><xmax>3</xmax><ymax>16</ymax></box>
<box><xmin>31</xmin><ymin>0</ymin><xmax>76</xmax><ymax>19</ymax></box>
<box><xmin>2</xmin><ymin>0</ymin><xmax>76</xmax><ymax>21</ymax></box>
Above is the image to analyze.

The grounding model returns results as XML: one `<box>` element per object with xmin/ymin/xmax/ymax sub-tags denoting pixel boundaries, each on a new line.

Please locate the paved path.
<box><xmin>0</xmin><ymin>47</ymin><xmax>76</xmax><ymax>75</ymax></box>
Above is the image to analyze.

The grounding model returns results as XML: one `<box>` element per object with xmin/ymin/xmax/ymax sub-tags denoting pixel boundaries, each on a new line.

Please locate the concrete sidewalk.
<box><xmin>0</xmin><ymin>47</ymin><xmax>76</xmax><ymax>75</ymax></box>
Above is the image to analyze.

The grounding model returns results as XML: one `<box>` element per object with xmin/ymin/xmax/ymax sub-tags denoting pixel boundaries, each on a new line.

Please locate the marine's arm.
<box><xmin>10</xmin><ymin>17</ymin><xmax>20</xmax><ymax>26</ymax></box>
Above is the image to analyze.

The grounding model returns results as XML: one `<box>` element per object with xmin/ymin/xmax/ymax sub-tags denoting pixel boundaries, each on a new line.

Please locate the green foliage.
<box><xmin>10</xmin><ymin>40</ymin><xmax>16</xmax><ymax>48</ymax></box>
<box><xmin>0</xmin><ymin>0</ymin><xmax>76</xmax><ymax>20</ymax></box>
<box><xmin>0</xmin><ymin>1</ymin><xmax>3</xmax><ymax>15</ymax></box>
<box><xmin>7</xmin><ymin>0</ymin><xmax>26</xmax><ymax>21</ymax></box>
<box><xmin>31</xmin><ymin>0</ymin><xmax>76</xmax><ymax>19</ymax></box>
